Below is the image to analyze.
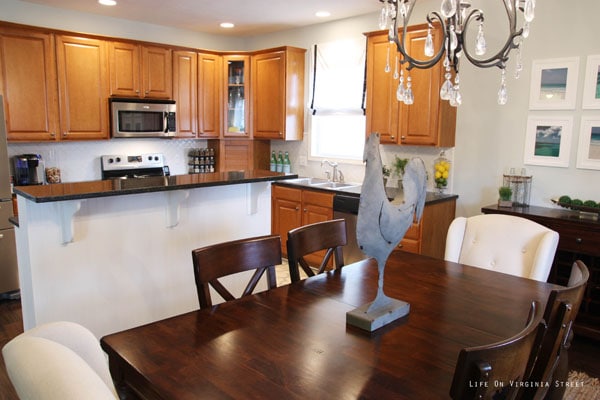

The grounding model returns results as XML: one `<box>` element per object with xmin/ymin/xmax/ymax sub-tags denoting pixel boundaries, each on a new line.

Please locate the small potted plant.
<box><xmin>382</xmin><ymin>165</ymin><xmax>391</xmax><ymax>186</ymax></box>
<box><xmin>393</xmin><ymin>156</ymin><xmax>409</xmax><ymax>186</ymax></box>
<box><xmin>498</xmin><ymin>186</ymin><xmax>513</xmax><ymax>208</ymax></box>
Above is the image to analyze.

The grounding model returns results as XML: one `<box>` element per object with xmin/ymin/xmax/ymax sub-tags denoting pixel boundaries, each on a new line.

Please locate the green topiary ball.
<box><xmin>572</xmin><ymin>199</ymin><xmax>584</xmax><ymax>206</ymax></box>
<box><xmin>583</xmin><ymin>200</ymin><xmax>597</xmax><ymax>208</ymax></box>
<box><xmin>558</xmin><ymin>195</ymin><xmax>572</xmax><ymax>204</ymax></box>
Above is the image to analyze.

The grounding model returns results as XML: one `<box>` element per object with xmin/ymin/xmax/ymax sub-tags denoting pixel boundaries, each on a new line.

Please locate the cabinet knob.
<box><xmin>390</xmin><ymin>135</ymin><xmax>395</xmax><ymax>140</ymax></box>
<box><xmin>50</xmin><ymin>132</ymin><xmax>56</xmax><ymax>138</ymax></box>
<box><xmin>279</xmin><ymin>132</ymin><xmax>283</xmax><ymax>137</ymax></box>
<box><xmin>63</xmin><ymin>132</ymin><xmax>67</xmax><ymax>137</ymax></box>
<box><xmin>575</xmin><ymin>237</ymin><xmax>583</xmax><ymax>244</ymax></box>
<box><xmin>295</xmin><ymin>207</ymin><xmax>300</xmax><ymax>211</ymax></box>
<box><xmin>303</xmin><ymin>208</ymin><xmax>307</xmax><ymax>213</ymax></box>
<box><xmin>401</xmin><ymin>136</ymin><xmax>406</xmax><ymax>140</ymax></box>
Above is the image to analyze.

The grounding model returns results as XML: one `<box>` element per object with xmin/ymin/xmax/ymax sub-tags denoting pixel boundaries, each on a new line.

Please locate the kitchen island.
<box><xmin>13</xmin><ymin>170</ymin><xmax>295</xmax><ymax>338</ymax></box>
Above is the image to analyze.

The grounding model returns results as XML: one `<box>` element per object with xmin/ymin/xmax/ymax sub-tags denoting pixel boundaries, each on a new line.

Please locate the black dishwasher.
<box><xmin>333</xmin><ymin>194</ymin><xmax>367</xmax><ymax>264</ymax></box>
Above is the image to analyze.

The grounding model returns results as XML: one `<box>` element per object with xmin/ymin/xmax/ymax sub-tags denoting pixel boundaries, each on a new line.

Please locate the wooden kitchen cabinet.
<box><xmin>365</xmin><ymin>24</ymin><xmax>456</xmax><ymax>146</ymax></box>
<box><xmin>271</xmin><ymin>185</ymin><xmax>334</xmax><ymax>259</ymax></box>
<box><xmin>197</xmin><ymin>52</ymin><xmax>222</xmax><ymax>138</ymax></box>
<box><xmin>251</xmin><ymin>47</ymin><xmax>305</xmax><ymax>141</ymax></box>
<box><xmin>55</xmin><ymin>35</ymin><xmax>109</xmax><ymax>140</ymax></box>
<box><xmin>394</xmin><ymin>196</ymin><xmax>457</xmax><ymax>259</ymax></box>
<box><xmin>172</xmin><ymin>50</ymin><xmax>197</xmax><ymax>138</ymax></box>
<box><xmin>108</xmin><ymin>41</ymin><xmax>172</xmax><ymax>99</ymax></box>
<box><xmin>223</xmin><ymin>55</ymin><xmax>250</xmax><ymax>137</ymax></box>
<box><xmin>218</xmin><ymin>139</ymin><xmax>269</xmax><ymax>172</ymax></box>
<box><xmin>482</xmin><ymin>204</ymin><xmax>600</xmax><ymax>341</ymax></box>
<box><xmin>0</xmin><ymin>26</ymin><xmax>60</xmax><ymax>141</ymax></box>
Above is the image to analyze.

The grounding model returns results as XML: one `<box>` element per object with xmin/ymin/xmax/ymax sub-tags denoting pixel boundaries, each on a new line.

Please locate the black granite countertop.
<box><xmin>273</xmin><ymin>180</ymin><xmax>458</xmax><ymax>204</ymax></box>
<box><xmin>14</xmin><ymin>170</ymin><xmax>298</xmax><ymax>203</ymax></box>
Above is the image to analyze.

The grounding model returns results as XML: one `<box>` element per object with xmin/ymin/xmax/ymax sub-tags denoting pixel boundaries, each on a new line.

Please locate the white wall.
<box><xmin>3</xmin><ymin>0</ymin><xmax>600</xmax><ymax>217</ymax></box>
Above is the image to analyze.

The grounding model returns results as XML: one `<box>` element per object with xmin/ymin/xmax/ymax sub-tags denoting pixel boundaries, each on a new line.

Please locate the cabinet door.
<box><xmin>399</xmin><ymin>26</ymin><xmax>454</xmax><ymax>146</ymax></box>
<box><xmin>223</xmin><ymin>55</ymin><xmax>250</xmax><ymax>137</ymax></box>
<box><xmin>173</xmin><ymin>50</ymin><xmax>197</xmax><ymax>138</ymax></box>
<box><xmin>365</xmin><ymin>34</ymin><xmax>399</xmax><ymax>144</ymax></box>
<box><xmin>198</xmin><ymin>53</ymin><xmax>222</xmax><ymax>138</ymax></box>
<box><xmin>0</xmin><ymin>27</ymin><xmax>60</xmax><ymax>141</ymax></box>
<box><xmin>142</xmin><ymin>45</ymin><xmax>172</xmax><ymax>99</ymax></box>
<box><xmin>108</xmin><ymin>41</ymin><xmax>140</xmax><ymax>97</ymax></box>
<box><xmin>56</xmin><ymin>35</ymin><xmax>109</xmax><ymax>140</ymax></box>
<box><xmin>301</xmin><ymin>190</ymin><xmax>334</xmax><ymax>224</ymax></box>
<box><xmin>252</xmin><ymin>51</ymin><xmax>285</xmax><ymax>139</ymax></box>
<box><xmin>271</xmin><ymin>185</ymin><xmax>303</xmax><ymax>256</ymax></box>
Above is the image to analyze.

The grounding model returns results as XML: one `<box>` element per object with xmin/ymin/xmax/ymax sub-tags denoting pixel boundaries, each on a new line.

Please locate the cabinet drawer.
<box><xmin>397</xmin><ymin>238</ymin><xmax>420</xmax><ymax>254</ymax></box>
<box><xmin>302</xmin><ymin>189</ymin><xmax>334</xmax><ymax>207</ymax></box>
<box><xmin>272</xmin><ymin>185</ymin><xmax>301</xmax><ymax>202</ymax></box>
<box><xmin>551</xmin><ymin>222</ymin><xmax>600</xmax><ymax>257</ymax></box>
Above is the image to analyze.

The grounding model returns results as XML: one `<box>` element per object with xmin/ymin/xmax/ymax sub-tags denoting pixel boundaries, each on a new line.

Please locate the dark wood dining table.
<box><xmin>100</xmin><ymin>251</ymin><xmax>560</xmax><ymax>399</ymax></box>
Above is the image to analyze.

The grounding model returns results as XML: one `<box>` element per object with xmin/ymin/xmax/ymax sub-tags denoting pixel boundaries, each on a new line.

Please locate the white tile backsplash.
<box><xmin>7</xmin><ymin>138</ymin><xmax>209</xmax><ymax>182</ymax></box>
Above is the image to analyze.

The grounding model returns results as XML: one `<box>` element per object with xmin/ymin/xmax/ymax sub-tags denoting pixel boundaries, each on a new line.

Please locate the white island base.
<box><xmin>15</xmin><ymin>182</ymin><xmax>272</xmax><ymax>338</ymax></box>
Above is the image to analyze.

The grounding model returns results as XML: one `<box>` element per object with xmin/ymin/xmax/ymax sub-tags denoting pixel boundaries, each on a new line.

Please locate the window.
<box><xmin>309</xmin><ymin>38</ymin><xmax>366</xmax><ymax>161</ymax></box>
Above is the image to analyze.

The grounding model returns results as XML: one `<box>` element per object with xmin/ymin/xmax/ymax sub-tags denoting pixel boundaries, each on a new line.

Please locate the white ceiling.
<box><xmin>21</xmin><ymin>0</ymin><xmax>381</xmax><ymax>36</ymax></box>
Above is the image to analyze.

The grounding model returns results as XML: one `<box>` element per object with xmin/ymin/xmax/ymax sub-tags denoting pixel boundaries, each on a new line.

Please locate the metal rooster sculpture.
<box><xmin>347</xmin><ymin>132</ymin><xmax>427</xmax><ymax>331</ymax></box>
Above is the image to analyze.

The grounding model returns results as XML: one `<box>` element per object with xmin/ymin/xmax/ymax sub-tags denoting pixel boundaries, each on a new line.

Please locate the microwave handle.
<box><xmin>163</xmin><ymin>112</ymin><xmax>168</xmax><ymax>133</ymax></box>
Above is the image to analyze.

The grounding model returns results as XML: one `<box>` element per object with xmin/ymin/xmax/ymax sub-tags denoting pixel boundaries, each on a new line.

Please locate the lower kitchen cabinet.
<box><xmin>482</xmin><ymin>204</ymin><xmax>600</xmax><ymax>341</ymax></box>
<box><xmin>394</xmin><ymin>196</ymin><xmax>457</xmax><ymax>259</ymax></box>
<box><xmin>271</xmin><ymin>185</ymin><xmax>334</xmax><ymax>261</ymax></box>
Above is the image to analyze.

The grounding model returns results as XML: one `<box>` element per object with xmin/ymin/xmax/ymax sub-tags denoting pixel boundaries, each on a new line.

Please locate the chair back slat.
<box><xmin>192</xmin><ymin>235</ymin><xmax>281</xmax><ymax>309</ymax></box>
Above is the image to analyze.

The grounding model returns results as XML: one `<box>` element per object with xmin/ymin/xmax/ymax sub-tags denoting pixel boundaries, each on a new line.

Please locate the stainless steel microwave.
<box><xmin>110</xmin><ymin>98</ymin><xmax>176</xmax><ymax>138</ymax></box>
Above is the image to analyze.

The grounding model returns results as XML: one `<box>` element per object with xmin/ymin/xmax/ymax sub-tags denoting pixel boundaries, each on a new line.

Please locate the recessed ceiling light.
<box><xmin>316</xmin><ymin>11</ymin><xmax>331</xmax><ymax>18</ymax></box>
<box><xmin>98</xmin><ymin>0</ymin><xmax>117</xmax><ymax>6</ymax></box>
<box><xmin>220</xmin><ymin>22</ymin><xmax>235</xmax><ymax>29</ymax></box>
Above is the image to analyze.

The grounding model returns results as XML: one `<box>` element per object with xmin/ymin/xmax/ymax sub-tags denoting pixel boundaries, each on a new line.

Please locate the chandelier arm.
<box><xmin>391</xmin><ymin>11</ymin><xmax>447</xmax><ymax>71</ymax></box>
<box><xmin>460</xmin><ymin>4</ymin><xmax>522</xmax><ymax>69</ymax></box>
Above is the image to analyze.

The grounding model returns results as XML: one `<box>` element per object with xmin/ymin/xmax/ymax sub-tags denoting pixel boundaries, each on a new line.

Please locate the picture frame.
<box><xmin>524</xmin><ymin>115</ymin><xmax>573</xmax><ymax>168</ymax></box>
<box><xmin>582</xmin><ymin>55</ymin><xmax>600</xmax><ymax>109</ymax></box>
<box><xmin>528</xmin><ymin>57</ymin><xmax>579</xmax><ymax>110</ymax></box>
<box><xmin>576</xmin><ymin>116</ymin><xmax>600</xmax><ymax>170</ymax></box>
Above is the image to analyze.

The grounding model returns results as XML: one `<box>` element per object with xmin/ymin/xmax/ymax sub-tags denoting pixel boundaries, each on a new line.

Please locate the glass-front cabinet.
<box><xmin>223</xmin><ymin>55</ymin><xmax>249</xmax><ymax>137</ymax></box>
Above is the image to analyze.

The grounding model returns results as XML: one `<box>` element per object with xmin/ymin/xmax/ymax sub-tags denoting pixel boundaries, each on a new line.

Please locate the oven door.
<box><xmin>110</xmin><ymin>98</ymin><xmax>176</xmax><ymax>138</ymax></box>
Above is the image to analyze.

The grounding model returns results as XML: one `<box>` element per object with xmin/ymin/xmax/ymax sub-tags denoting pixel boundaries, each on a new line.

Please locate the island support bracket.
<box><xmin>166</xmin><ymin>190</ymin><xmax>190</xmax><ymax>228</ymax></box>
<box><xmin>55</xmin><ymin>200</ymin><xmax>82</xmax><ymax>245</ymax></box>
<box><xmin>246</xmin><ymin>182</ymin><xmax>268</xmax><ymax>215</ymax></box>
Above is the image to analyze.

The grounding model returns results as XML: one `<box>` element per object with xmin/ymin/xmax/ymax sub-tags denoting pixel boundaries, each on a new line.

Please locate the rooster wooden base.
<box><xmin>346</xmin><ymin>132</ymin><xmax>427</xmax><ymax>332</ymax></box>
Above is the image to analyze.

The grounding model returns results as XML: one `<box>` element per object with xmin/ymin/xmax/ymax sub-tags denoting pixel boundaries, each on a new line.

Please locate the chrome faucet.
<box><xmin>321</xmin><ymin>160</ymin><xmax>343</xmax><ymax>182</ymax></box>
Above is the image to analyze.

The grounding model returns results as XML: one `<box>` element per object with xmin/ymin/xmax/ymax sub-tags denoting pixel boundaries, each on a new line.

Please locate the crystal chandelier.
<box><xmin>378</xmin><ymin>0</ymin><xmax>536</xmax><ymax>106</ymax></box>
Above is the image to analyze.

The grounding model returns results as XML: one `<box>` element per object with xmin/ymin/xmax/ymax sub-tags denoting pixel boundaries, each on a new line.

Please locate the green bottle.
<box><xmin>270</xmin><ymin>151</ymin><xmax>277</xmax><ymax>172</ymax></box>
<box><xmin>276</xmin><ymin>151</ymin><xmax>284</xmax><ymax>173</ymax></box>
<box><xmin>283</xmin><ymin>151</ymin><xmax>291</xmax><ymax>174</ymax></box>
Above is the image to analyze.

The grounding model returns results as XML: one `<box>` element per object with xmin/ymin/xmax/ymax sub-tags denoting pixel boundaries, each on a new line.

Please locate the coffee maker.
<box><xmin>13</xmin><ymin>154</ymin><xmax>45</xmax><ymax>185</ymax></box>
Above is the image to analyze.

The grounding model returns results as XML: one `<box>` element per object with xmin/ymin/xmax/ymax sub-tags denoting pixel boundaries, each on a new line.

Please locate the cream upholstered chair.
<box><xmin>444</xmin><ymin>214</ymin><xmax>559</xmax><ymax>281</ymax></box>
<box><xmin>2</xmin><ymin>321</ymin><xmax>118</xmax><ymax>400</ymax></box>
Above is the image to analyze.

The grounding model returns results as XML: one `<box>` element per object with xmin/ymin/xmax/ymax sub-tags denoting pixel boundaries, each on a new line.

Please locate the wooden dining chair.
<box><xmin>191</xmin><ymin>234</ymin><xmax>282</xmax><ymax>309</ymax></box>
<box><xmin>286</xmin><ymin>218</ymin><xmax>347</xmax><ymax>283</ymax></box>
<box><xmin>449</xmin><ymin>301</ymin><xmax>546</xmax><ymax>400</ymax></box>
<box><xmin>522</xmin><ymin>260</ymin><xmax>590</xmax><ymax>400</ymax></box>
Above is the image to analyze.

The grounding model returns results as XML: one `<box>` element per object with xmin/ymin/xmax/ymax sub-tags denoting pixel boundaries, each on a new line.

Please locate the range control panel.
<box><xmin>101</xmin><ymin>153</ymin><xmax>165</xmax><ymax>171</ymax></box>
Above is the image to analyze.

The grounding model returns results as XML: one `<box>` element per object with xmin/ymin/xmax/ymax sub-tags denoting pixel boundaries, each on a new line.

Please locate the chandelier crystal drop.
<box><xmin>377</xmin><ymin>0</ymin><xmax>536</xmax><ymax>106</ymax></box>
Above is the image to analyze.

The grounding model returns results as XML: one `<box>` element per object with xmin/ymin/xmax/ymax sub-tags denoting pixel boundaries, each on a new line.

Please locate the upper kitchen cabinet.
<box><xmin>109</xmin><ymin>41</ymin><xmax>172</xmax><ymax>99</ymax></box>
<box><xmin>223</xmin><ymin>55</ymin><xmax>250</xmax><ymax>137</ymax></box>
<box><xmin>172</xmin><ymin>50</ymin><xmax>197</xmax><ymax>138</ymax></box>
<box><xmin>197</xmin><ymin>52</ymin><xmax>222</xmax><ymax>138</ymax></box>
<box><xmin>0</xmin><ymin>26</ymin><xmax>60</xmax><ymax>141</ymax></box>
<box><xmin>365</xmin><ymin>24</ymin><xmax>456</xmax><ymax>147</ymax></box>
<box><xmin>55</xmin><ymin>35</ymin><xmax>109</xmax><ymax>140</ymax></box>
<box><xmin>251</xmin><ymin>47</ymin><xmax>305</xmax><ymax>141</ymax></box>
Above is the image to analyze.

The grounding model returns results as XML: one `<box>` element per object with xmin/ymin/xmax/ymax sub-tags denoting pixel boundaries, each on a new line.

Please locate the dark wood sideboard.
<box><xmin>482</xmin><ymin>204</ymin><xmax>600</xmax><ymax>341</ymax></box>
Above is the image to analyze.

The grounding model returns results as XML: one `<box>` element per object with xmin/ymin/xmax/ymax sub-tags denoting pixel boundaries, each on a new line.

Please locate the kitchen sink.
<box><xmin>310</xmin><ymin>182</ymin><xmax>359</xmax><ymax>189</ymax></box>
<box><xmin>283</xmin><ymin>177</ymin><xmax>361</xmax><ymax>191</ymax></box>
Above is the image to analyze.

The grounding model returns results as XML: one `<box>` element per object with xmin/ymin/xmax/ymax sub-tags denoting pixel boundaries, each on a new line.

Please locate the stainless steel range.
<box><xmin>101</xmin><ymin>153</ymin><xmax>169</xmax><ymax>180</ymax></box>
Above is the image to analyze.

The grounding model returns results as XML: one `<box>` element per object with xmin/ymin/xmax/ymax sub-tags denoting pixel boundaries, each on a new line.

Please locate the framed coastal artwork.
<box><xmin>582</xmin><ymin>55</ymin><xmax>600</xmax><ymax>109</ymax></box>
<box><xmin>529</xmin><ymin>57</ymin><xmax>579</xmax><ymax>110</ymax></box>
<box><xmin>524</xmin><ymin>115</ymin><xmax>573</xmax><ymax>167</ymax></box>
<box><xmin>576</xmin><ymin>116</ymin><xmax>600</xmax><ymax>170</ymax></box>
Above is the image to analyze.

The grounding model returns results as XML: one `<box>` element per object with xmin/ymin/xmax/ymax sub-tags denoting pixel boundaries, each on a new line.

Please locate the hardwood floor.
<box><xmin>0</xmin><ymin>296</ymin><xmax>598</xmax><ymax>399</ymax></box>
